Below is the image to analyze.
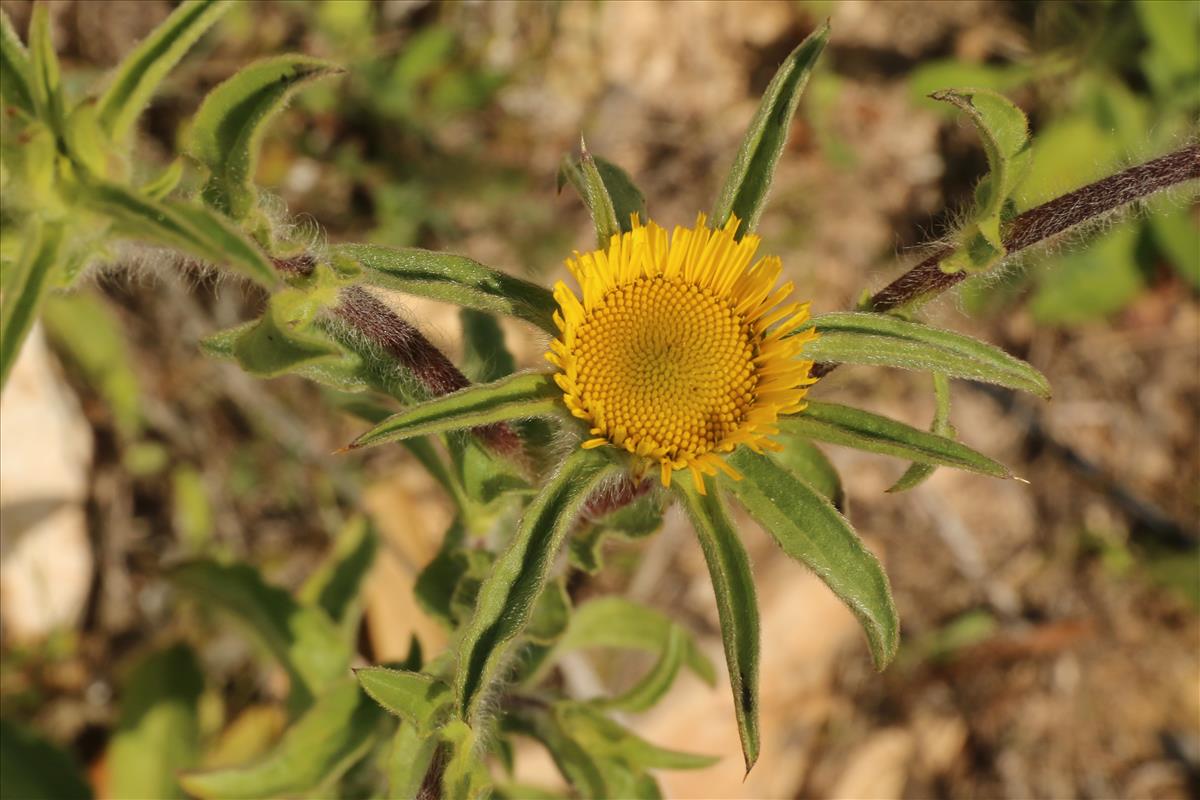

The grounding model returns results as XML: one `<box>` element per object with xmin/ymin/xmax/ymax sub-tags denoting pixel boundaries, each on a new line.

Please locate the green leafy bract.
<box><xmin>179</xmin><ymin>680</ymin><xmax>379</xmax><ymax>800</ymax></box>
<box><xmin>0</xmin><ymin>10</ymin><xmax>35</xmax><ymax>116</ymax></box>
<box><xmin>558</xmin><ymin>148</ymin><xmax>647</xmax><ymax>245</ymax></box>
<box><xmin>188</xmin><ymin>55</ymin><xmax>342</xmax><ymax>219</ymax></box>
<box><xmin>335</xmin><ymin>243</ymin><xmax>558</xmax><ymax>333</ymax></box>
<box><xmin>460</xmin><ymin>308</ymin><xmax>516</xmax><ymax>383</ymax></box>
<box><xmin>454</xmin><ymin>448</ymin><xmax>618</xmax><ymax>724</ymax></box>
<box><xmin>784</xmin><ymin>401</ymin><xmax>1009</xmax><ymax>478</ymax></box>
<box><xmin>675</xmin><ymin>478</ymin><xmax>761</xmax><ymax>774</ymax></box>
<box><xmin>77</xmin><ymin>181</ymin><xmax>275</xmax><ymax>286</ymax></box>
<box><xmin>169</xmin><ymin>560</ymin><xmax>349</xmax><ymax>712</ymax></box>
<box><xmin>726</xmin><ymin>449</ymin><xmax>900</xmax><ymax>669</ymax></box>
<box><xmin>933</xmin><ymin>88</ymin><xmax>1031</xmax><ymax>273</ymax></box>
<box><xmin>349</xmin><ymin>371</ymin><xmax>560</xmax><ymax>450</ymax></box>
<box><xmin>96</xmin><ymin>0</ymin><xmax>231</xmax><ymax>142</ymax></box>
<box><xmin>108</xmin><ymin>644</ymin><xmax>204</xmax><ymax>800</ymax></box>
<box><xmin>801</xmin><ymin>312</ymin><xmax>1051</xmax><ymax>398</ymax></box>
<box><xmin>0</xmin><ymin>220</ymin><xmax>63</xmax><ymax>389</ymax></box>
<box><xmin>711</xmin><ymin>22</ymin><xmax>829</xmax><ymax>235</ymax></box>
<box><xmin>355</xmin><ymin>668</ymin><xmax>452</xmax><ymax>730</ymax></box>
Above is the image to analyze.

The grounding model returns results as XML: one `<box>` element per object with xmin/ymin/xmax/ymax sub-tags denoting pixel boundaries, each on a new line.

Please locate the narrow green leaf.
<box><xmin>888</xmin><ymin>372</ymin><xmax>953</xmax><ymax>492</ymax></box>
<box><xmin>108</xmin><ymin>644</ymin><xmax>204</xmax><ymax>800</ymax></box>
<box><xmin>460</xmin><ymin>308</ymin><xmax>515</xmax><ymax>383</ymax></box>
<box><xmin>0</xmin><ymin>10</ymin><xmax>36</xmax><ymax>115</ymax></box>
<box><xmin>675</xmin><ymin>478</ymin><xmax>760</xmax><ymax>774</ymax></box>
<box><xmin>802</xmin><ymin>311</ymin><xmax>1051</xmax><ymax>398</ymax></box>
<box><xmin>440</xmin><ymin>719</ymin><xmax>492</xmax><ymax>799</ymax></box>
<box><xmin>28</xmin><ymin>4</ymin><xmax>63</xmax><ymax>127</ymax></box>
<box><xmin>386</xmin><ymin>723</ymin><xmax>438</xmax><ymax>800</ymax></box>
<box><xmin>355</xmin><ymin>668</ymin><xmax>451</xmax><ymax>729</ymax></box>
<box><xmin>555</xmin><ymin>702</ymin><xmax>718</xmax><ymax>772</ymax></box>
<box><xmin>569</xmin><ymin>144</ymin><xmax>620</xmax><ymax>245</ymax></box>
<box><xmin>504</xmin><ymin>710</ymin><xmax>608</xmax><ymax>799</ymax></box>
<box><xmin>726</xmin><ymin>449</ymin><xmax>900</xmax><ymax>669</ymax></box>
<box><xmin>169</xmin><ymin>560</ymin><xmax>349</xmax><ymax>712</ymax></box>
<box><xmin>454</xmin><ymin>448</ymin><xmax>618</xmax><ymax>724</ymax></box>
<box><xmin>78</xmin><ymin>181</ymin><xmax>275</xmax><ymax>285</ymax></box>
<box><xmin>188</xmin><ymin>55</ymin><xmax>342</xmax><ymax>219</ymax></box>
<box><xmin>770</xmin><ymin>437</ymin><xmax>844</xmax><ymax>511</ymax></box>
<box><xmin>335</xmin><ymin>243</ymin><xmax>557</xmax><ymax>333</ymax></box>
<box><xmin>538</xmin><ymin>596</ymin><xmax>715</xmax><ymax>687</ymax></box>
<box><xmin>527</xmin><ymin>579</ymin><xmax>572</xmax><ymax>645</ymax></box>
<box><xmin>784</xmin><ymin>401</ymin><xmax>1009</xmax><ymax>478</ymax></box>
<box><xmin>298</xmin><ymin>515</ymin><xmax>377</xmax><ymax>633</ymax></box>
<box><xmin>1</xmin><ymin>220</ymin><xmax>63</xmax><ymax>390</ymax></box>
<box><xmin>0</xmin><ymin>719</ymin><xmax>93</xmax><ymax>800</ymax></box>
<box><xmin>559</xmin><ymin>152</ymin><xmax>647</xmax><ymax>239</ymax></box>
<box><xmin>96</xmin><ymin>0</ymin><xmax>231</xmax><ymax>142</ymax></box>
<box><xmin>711</xmin><ymin>22</ymin><xmax>829</xmax><ymax>234</ymax></box>
<box><xmin>932</xmin><ymin>88</ymin><xmax>1030</xmax><ymax>273</ymax></box>
<box><xmin>349</xmin><ymin>371</ymin><xmax>560</xmax><ymax>450</ymax></box>
<box><xmin>596</xmin><ymin>624</ymin><xmax>685</xmax><ymax>713</ymax></box>
<box><xmin>180</xmin><ymin>680</ymin><xmax>379</xmax><ymax>800</ymax></box>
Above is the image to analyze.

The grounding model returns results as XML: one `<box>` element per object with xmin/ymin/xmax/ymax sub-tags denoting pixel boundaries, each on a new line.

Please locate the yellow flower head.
<box><xmin>546</xmin><ymin>214</ymin><xmax>818</xmax><ymax>494</ymax></box>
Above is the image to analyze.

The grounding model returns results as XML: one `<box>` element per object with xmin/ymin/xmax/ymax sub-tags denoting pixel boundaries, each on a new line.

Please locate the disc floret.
<box><xmin>546</xmin><ymin>214</ymin><xmax>818</xmax><ymax>493</ymax></box>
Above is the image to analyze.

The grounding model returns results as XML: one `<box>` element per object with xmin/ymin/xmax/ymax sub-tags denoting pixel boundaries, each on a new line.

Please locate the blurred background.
<box><xmin>0</xmin><ymin>1</ymin><xmax>1197</xmax><ymax>798</ymax></box>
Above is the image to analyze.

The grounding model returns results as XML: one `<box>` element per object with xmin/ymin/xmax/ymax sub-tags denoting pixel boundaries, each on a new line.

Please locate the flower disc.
<box><xmin>546</xmin><ymin>214</ymin><xmax>818</xmax><ymax>492</ymax></box>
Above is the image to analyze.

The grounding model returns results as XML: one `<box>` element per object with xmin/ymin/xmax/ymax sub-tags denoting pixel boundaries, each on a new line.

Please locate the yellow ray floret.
<box><xmin>545</xmin><ymin>214</ymin><xmax>818</xmax><ymax>494</ymax></box>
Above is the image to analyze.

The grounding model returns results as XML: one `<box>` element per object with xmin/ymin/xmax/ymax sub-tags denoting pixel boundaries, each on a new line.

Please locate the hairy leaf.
<box><xmin>454</xmin><ymin>448</ymin><xmax>617</xmax><ymax>723</ymax></box>
<box><xmin>28</xmin><ymin>4</ymin><xmax>62</xmax><ymax>127</ymax></box>
<box><xmin>1</xmin><ymin>220</ymin><xmax>62</xmax><ymax>389</ymax></box>
<box><xmin>355</xmin><ymin>668</ymin><xmax>451</xmax><ymax>730</ymax></box>
<box><xmin>188</xmin><ymin>55</ymin><xmax>342</xmax><ymax>219</ymax></box>
<box><xmin>96</xmin><ymin>0</ymin><xmax>231</xmax><ymax>142</ymax></box>
<box><xmin>711</xmin><ymin>22</ymin><xmax>829</xmax><ymax>234</ymax></box>
<box><xmin>801</xmin><ymin>312</ymin><xmax>1051</xmax><ymax>398</ymax></box>
<box><xmin>675</xmin><ymin>478</ymin><xmax>761</xmax><ymax>773</ymax></box>
<box><xmin>558</xmin><ymin>152</ymin><xmax>647</xmax><ymax>240</ymax></box>
<box><xmin>596</xmin><ymin>624</ymin><xmax>685</xmax><ymax>713</ymax></box>
<box><xmin>298</xmin><ymin>515</ymin><xmax>377</xmax><ymax>634</ymax></box>
<box><xmin>386</xmin><ymin>723</ymin><xmax>439</xmax><ymax>800</ymax></box>
<box><xmin>537</xmin><ymin>596</ymin><xmax>715</xmax><ymax>687</ymax></box>
<box><xmin>933</xmin><ymin>88</ymin><xmax>1030</xmax><ymax>273</ymax></box>
<box><xmin>0</xmin><ymin>10</ymin><xmax>36</xmax><ymax>115</ymax></box>
<box><xmin>460</xmin><ymin>308</ymin><xmax>515</xmax><ymax>383</ymax></box>
<box><xmin>335</xmin><ymin>243</ymin><xmax>557</xmax><ymax>333</ymax></box>
<box><xmin>0</xmin><ymin>719</ymin><xmax>93</xmax><ymax>800</ymax></box>
<box><xmin>888</xmin><ymin>372</ymin><xmax>953</xmax><ymax>492</ymax></box>
<box><xmin>349</xmin><ymin>371</ymin><xmax>560</xmax><ymax>450</ymax></box>
<box><xmin>555</xmin><ymin>702</ymin><xmax>718</xmax><ymax>772</ymax></box>
<box><xmin>78</xmin><ymin>182</ymin><xmax>275</xmax><ymax>285</ymax></box>
<box><xmin>726</xmin><ymin>449</ymin><xmax>900</xmax><ymax>669</ymax></box>
<box><xmin>440</xmin><ymin>719</ymin><xmax>492</xmax><ymax>799</ymax></box>
<box><xmin>180</xmin><ymin>680</ymin><xmax>379</xmax><ymax>800</ymax></box>
<box><xmin>784</xmin><ymin>401</ymin><xmax>1009</xmax><ymax>478</ymax></box>
<box><xmin>169</xmin><ymin>560</ymin><xmax>349</xmax><ymax>712</ymax></box>
<box><xmin>108</xmin><ymin>644</ymin><xmax>204</xmax><ymax>800</ymax></box>
<box><xmin>769</xmin><ymin>437</ymin><xmax>845</xmax><ymax>510</ymax></box>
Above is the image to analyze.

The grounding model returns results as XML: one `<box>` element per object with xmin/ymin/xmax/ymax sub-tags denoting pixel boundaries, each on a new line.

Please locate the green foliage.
<box><xmin>0</xmin><ymin>718</ymin><xmax>93</xmax><ymax>800</ymax></box>
<box><xmin>676</xmin><ymin>478</ymin><xmax>761</xmax><ymax>772</ymax></box>
<box><xmin>0</xmin><ymin>11</ymin><xmax>36</xmax><ymax>116</ymax></box>
<box><xmin>0</xmin><ymin>219</ymin><xmax>62</xmax><ymax>387</ymax></box>
<box><xmin>888</xmin><ymin>372</ymin><xmax>954</xmax><ymax>492</ymax></box>
<box><xmin>934</xmin><ymin>88</ymin><xmax>1031</xmax><ymax>274</ymax></box>
<box><xmin>725</xmin><ymin>450</ymin><xmax>899</xmax><ymax>669</ymax></box>
<box><xmin>180</xmin><ymin>680</ymin><xmax>381</xmax><ymax>800</ymax></box>
<box><xmin>170</xmin><ymin>560</ymin><xmax>350</xmax><ymax>713</ymax></box>
<box><xmin>783</xmin><ymin>401</ymin><xmax>1010</xmax><ymax>478</ymax></box>
<box><xmin>188</xmin><ymin>55</ymin><xmax>343</xmax><ymax>219</ymax></box>
<box><xmin>336</xmin><ymin>243</ymin><xmax>558</xmax><ymax>333</ymax></box>
<box><xmin>108</xmin><ymin>644</ymin><xmax>204</xmax><ymax>800</ymax></box>
<box><xmin>96</xmin><ymin>0</ymin><xmax>231</xmax><ymax>142</ymax></box>
<box><xmin>558</xmin><ymin>151</ymin><xmax>648</xmax><ymax>243</ymax></box>
<box><xmin>769</xmin><ymin>437</ymin><xmax>845</xmax><ymax>510</ymax></box>
<box><xmin>350</xmin><ymin>371</ymin><xmax>560</xmax><ymax>449</ymax></box>
<box><xmin>454</xmin><ymin>448</ymin><xmax>618</xmax><ymax>724</ymax></box>
<box><xmin>711</xmin><ymin>22</ymin><xmax>829</xmax><ymax>235</ymax></box>
<box><xmin>802</xmin><ymin>312</ymin><xmax>1051</xmax><ymax>398</ymax></box>
<box><xmin>355</xmin><ymin>668</ymin><xmax>452</xmax><ymax>730</ymax></box>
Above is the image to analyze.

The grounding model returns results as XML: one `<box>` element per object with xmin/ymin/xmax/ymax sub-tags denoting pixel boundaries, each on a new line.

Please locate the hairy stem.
<box><xmin>333</xmin><ymin>285</ymin><xmax>524</xmax><ymax>457</ymax></box>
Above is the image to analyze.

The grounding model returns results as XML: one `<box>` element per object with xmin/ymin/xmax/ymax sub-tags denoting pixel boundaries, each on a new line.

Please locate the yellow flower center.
<box><xmin>546</xmin><ymin>214</ymin><xmax>818</xmax><ymax>493</ymax></box>
<box><xmin>573</xmin><ymin>276</ymin><xmax>756</xmax><ymax>457</ymax></box>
